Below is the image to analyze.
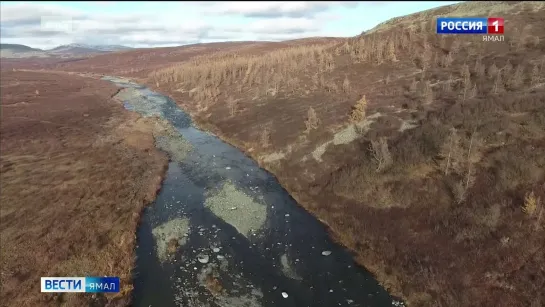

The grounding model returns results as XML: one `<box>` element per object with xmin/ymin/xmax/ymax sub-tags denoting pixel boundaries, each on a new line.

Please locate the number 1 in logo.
<box><xmin>488</xmin><ymin>17</ymin><xmax>504</xmax><ymax>34</ymax></box>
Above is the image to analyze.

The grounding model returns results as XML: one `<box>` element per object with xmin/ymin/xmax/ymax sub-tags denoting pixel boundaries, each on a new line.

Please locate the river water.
<box><xmin>102</xmin><ymin>77</ymin><xmax>402</xmax><ymax>307</ymax></box>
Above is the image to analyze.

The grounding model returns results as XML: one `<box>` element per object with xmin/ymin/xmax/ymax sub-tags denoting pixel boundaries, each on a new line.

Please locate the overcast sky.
<box><xmin>0</xmin><ymin>1</ymin><xmax>459</xmax><ymax>49</ymax></box>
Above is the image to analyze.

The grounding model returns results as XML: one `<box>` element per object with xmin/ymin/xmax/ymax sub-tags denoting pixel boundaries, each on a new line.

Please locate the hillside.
<box><xmin>0</xmin><ymin>71</ymin><xmax>168</xmax><ymax>307</ymax></box>
<box><xmin>49</xmin><ymin>45</ymin><xmax>108</xmax><ymax>55</ymax></box>
<box><xmin>45</xmin><ymin>1</ymin><xmax>544</xmax><ymax>306</ymax></box>
<box><xmin>0</xmin><ymin>43</ymin><xmax>132</xmax><ymax>59</ymax></box>
<box><xmin>0</xmin><ymin>44</ymin><xmax>48</xmax><ymax>59</ymax></box>
<box><xmin>48</xmin><ymin>39</ymin><xmax>342</xmax><ymax>78</ymax></box>
<box><xmin>0</xmin><ymin>44</ymin><xmax>42</xmax><ymax>52</ymax></box>
<box><xmin>50</xmin><ymin>43</ymin><xmax>132</xmax><ymax>52</ymax></box>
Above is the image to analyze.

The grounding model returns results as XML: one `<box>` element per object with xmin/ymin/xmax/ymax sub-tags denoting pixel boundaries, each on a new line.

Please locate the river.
<box><xmin>102</xmin><ymin>76</ymin><xmax>402</xmax><ymax>307</ymax></box>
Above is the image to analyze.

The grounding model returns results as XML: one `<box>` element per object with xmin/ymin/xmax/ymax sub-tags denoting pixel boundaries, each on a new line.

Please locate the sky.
<box><xmin>0</xmin><ymin>1</ymin><xmax>460</xmax><ymax>49</ymax></box>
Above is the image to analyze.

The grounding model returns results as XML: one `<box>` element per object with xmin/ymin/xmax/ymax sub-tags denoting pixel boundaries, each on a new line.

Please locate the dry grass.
<box><xmin>140</xmin><ymin>4</ymin><xmax>545</xmax><ymax>305</ymax></box>
<box><xmin>0</xmin><ymin>71</ymin><xmax>168</xmax><ymax>307</ymax></box>
<box><xmin>369</xmin><ymin>138</ymin><xmax>393</xmax><ymax>172</ymax></box>
<box><xmin>21</xmin><ymin>1</ymin><xmax>545</xmax><ymax>306</ymax></box>
<box><xmin>147</xmin><ymin>28</ymin><xmax>413</xmax><ymax>112</ymax></box>
<box><xmin>149</xmin><ymin>43</ymin><xmax>337</xmax><ymax>103</ymax></box>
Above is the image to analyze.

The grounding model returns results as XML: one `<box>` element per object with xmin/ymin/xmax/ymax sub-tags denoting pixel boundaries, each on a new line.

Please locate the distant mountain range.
<box><xmin>0</xmin><ymin>43</ymin><xmax>133</xmax><ymax>58</ymax></box>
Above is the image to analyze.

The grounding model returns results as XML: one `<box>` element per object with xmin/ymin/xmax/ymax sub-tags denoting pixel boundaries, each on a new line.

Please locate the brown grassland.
<box><xmin>0</xmin><ymin>71</ymin><xmax>168</xmax><ymax>306</ymax></box>
<box><xmin>143</xmin><ymin>2</ymin><xmax>545</xmax><ymax>306</ymax></box>
<box><xmin>2</xmin><ymin>1</ymin><xmax>545</xmax><ymax>306</ymax></box>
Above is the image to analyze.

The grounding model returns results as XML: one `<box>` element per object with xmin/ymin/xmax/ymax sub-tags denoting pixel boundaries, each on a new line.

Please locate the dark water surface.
<box><xmin>102</xmin><ymin>77</ymin><xmax>401</xmax><ymax>307</ymax></box>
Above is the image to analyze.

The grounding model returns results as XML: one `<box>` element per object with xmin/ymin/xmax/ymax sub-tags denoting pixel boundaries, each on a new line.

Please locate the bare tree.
<box><xmin>441</xmin><ymin>128</ymin><xmax>463</xmax><ymax>175</ymax></box>
<box><xmin>442</xmin><ymin>53</ymin><xmax>453</xmax><ymax>68</ymax></box>
<box><xmin>464</xmin><ymin>129</ymin><xmax>478</xmax><ymax>191</ymax></box>
<box><xmin>409</xmin><ymin>78</ymin><xmax>418</xmax><ymax>93</ymax></box>
<box><xmin>461</xmin><ymin>63</ymin><xmax>471</xmax><ymax>87</ymax></box>
<box><xmin>369</xmin><ymin>138</ymin><xmax>393</xmax><ymax>172</ymax></box>
<box><xmin>450</xmin><ymin>39</ymin><xmax>461</xmax><ymax>55</ymax></box>
<box><xmin>493</xmin><ymin>73</ymin><xmax>504</xmax><ymax>94</ymax></box>
<box><xmin>442</xmin><ymin>127</ymin><xmax>482</xmax><ymax>203</ymax></box>
<box><xmin>419</xmin><ymin>48</ymin><xmax>431</xmax><ymax>71</ymax></box>
<box><xmin>468</xmin><ymin>83</ymin><xmax>478</xmax><ymax>99</ymax></box>
<box><xmin>502</xmin><ymin>60</ymin><xmax>513</xmax><ymax>78</ymax></box>
<box><xmin>488</xmin><ymin>63</ymin><xmax>499</xmax><ymax>79</ymax></box>
<box><xmin>474</xmin><ymin>57</ymin><xmax>485</xmax><ymax>77</ymax></box>
<box><xmin>531</xmin><ymin>63</ymin><xmax>540</xmax><ymax>86</ymax></box>
<box><xmin>509</xmin><ymin>65</ymin><xmax>524</xmax><ymax>89</ymax></box>
<box><xmin>227</xmin><ymin>96</ymin><xmax>238</xmax><ymax>116</ymax></box>
<box><xmin>304</xmin><ymin>107</ymin><xmax>320</xmax><ymax>133</ymax></box>
<box><xmin>400</xmin><ymin>32</ymin><xmax>410</xmax><ymax>50</ymax></box>
<box><xmin>433</xmin><ymin>52</ymin><xmax>440</xmax><ymax>67</ymax></box>
<box><xmin>387</xmin><ymin>40</ymin><xmax>397</xmax><ymax>62</ymax></box>
<box><xmin>455</xmin><ymin>128</ymin><xmax>481</xmax><ymax>203</ymax></box>
<box><xmin>532</xmin><ymin>35</ymin><xmax>540</xmax><ymax>48</ymax></box>
<box><xmin>260</xmin><ymin>125</ymin><xmax>272</xmax><ymax>148</ymax></box>
<box><xmin>423</xmin><ymin>81</ymin><xmax>433</xmax><ymax>104</ymax></box>
<box><xmin>443</xmin><ymin>75</ymin><xmax>453</xmax><ymax>92</ymax></box>
<box><xmin>463</xmin><ymin>79</ymin><xmax>476</xmax><ymax>101</ymax></box>
<box><xmin>342</xmin><ymin>75</ymin><xmax>351</xmax><ymax>93</ymax></box>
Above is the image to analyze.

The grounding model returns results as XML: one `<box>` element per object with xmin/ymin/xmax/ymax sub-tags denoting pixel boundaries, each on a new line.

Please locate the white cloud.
<box><xmin>221</xmin><ymin>17</ymin><xmax>320</xmax><ymax>34</ymax></box>
<box><xmin>0</xmin><ymin>3</ymin><xmax>85</xmax><ymax>25</ymax></box>
<box><xmin>205</xmin><ymin>1</ymin><xmax>358</xmax><ymax>18</ymax></box>
<box><xmin>0</xmin><ymin>1</ymin><xmax>355</xmax><ymax>49</ymax></box>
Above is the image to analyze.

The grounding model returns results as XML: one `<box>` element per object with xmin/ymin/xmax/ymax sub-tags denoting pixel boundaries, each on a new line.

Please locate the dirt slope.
<box><xmin>139</xmin><ymin>2</ymin><xmax>545</xmax><ymax>306</ymax></box>
<box><xmin>47</xmin><ymin>39</ymin><xmax>341</xmax><ymax>79</ymax></box>
<box><xmin>29</xmin><ymin>1</ymin><xmax>545</xmax><ymax>306</ymax></box>
<box><xmin>0</xmin><ymin>71</ymin><xmax>168</xmax><ymax>306</ymax></box>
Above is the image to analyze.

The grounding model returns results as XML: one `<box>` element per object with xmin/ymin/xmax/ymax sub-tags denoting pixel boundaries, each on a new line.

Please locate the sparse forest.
<box><xmin>4</xmin><ymin>1</ymin><xmax>543</xmax><ymax>306</ymax></box>
<box><xmin>144</xmin><ymin>2</ymin><xmax>545</xmax><ymax>306</ymax></box>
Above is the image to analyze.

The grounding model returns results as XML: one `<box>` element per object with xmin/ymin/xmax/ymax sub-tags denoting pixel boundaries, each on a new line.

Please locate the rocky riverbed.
<box><xmin>103</xmin><ymin>76</ymin><xmax>404</xmax><ymax>307</ymax></box>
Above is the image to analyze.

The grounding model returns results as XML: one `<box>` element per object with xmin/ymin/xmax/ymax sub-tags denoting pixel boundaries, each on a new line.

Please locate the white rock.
<box><xmin>225</xmin><ymin>166</ymin><xmax>231</xmax><ymax>170</ymax></box>
<box><xmin>281</xmin><ymin>292</ymin><xmax>288</xmax><ymax>298</ymax></box>
<box><xmin>285</xmin><ymin>214</ymin><xmax>290</xmax><ymax>217</ymax></box>
<box><xmin>216</xmin><ymin>255</ymin><xmax>225</xmax><ymax>260</ymax></box>
<box><xmin>230</xmin><ymin>206</ymin><xmax>237</xmax><ymax>210</ymax></box>
<box><xmin>212</xmin><ymin>247</ymin><xmax>220</xmax><ymax>253</ymax></box>
<box><xmin>322</xmin><ymin>250</ymin><xmax>332</xmax><ymax>256</ymax></box>
<box><xmin>197</xmin><ymin>254</ymin><xmax>209</xmax><ymax>264</ymax></box>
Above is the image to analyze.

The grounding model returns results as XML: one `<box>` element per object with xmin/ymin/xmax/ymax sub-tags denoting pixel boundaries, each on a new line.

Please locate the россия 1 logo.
<box><xmin>436</xmin><ymin>17</ymin><xmax>504</xmax><ymax>42</ymax></box>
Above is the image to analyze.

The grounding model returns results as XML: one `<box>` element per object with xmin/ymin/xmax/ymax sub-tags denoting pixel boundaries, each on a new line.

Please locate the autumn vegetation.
<box><xmin>0</xmin><ymin>71</ymin><xmax>168</xmax><ymax>307</ymax></box>
<box><xmin>142</xmin><ymin>2</ymin><xmax>545</xmax><ymax>306</ymax></box>
<box><xmin>3</xmin><ymin>1</ymin><xmax>544</xmax><ymax>306</ymax></box>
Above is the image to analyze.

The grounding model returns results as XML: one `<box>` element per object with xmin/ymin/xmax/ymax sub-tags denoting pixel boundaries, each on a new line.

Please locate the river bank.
<box><xmin>0</xmin><ymin>71</ymin><xmax>169</xmax><ymax>307</ymax></box>
<box><xmin>138</xmin><ymin>56</ymin><xmax>545</xmax><ymax>307</ymax></box>
<box><xmin>103</xmin><ymin>76</ymin><xmax>402</xmax><ymax>307</ymax></box>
